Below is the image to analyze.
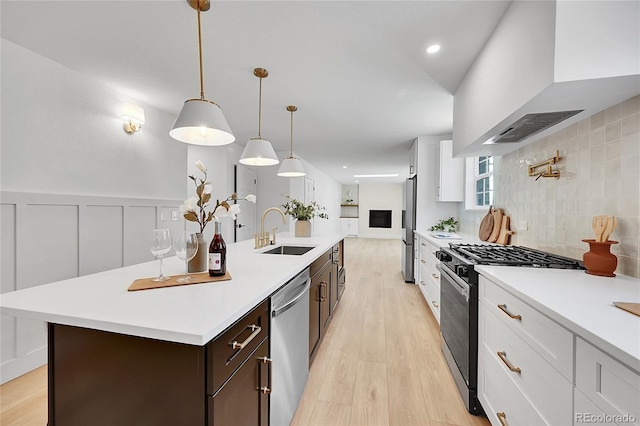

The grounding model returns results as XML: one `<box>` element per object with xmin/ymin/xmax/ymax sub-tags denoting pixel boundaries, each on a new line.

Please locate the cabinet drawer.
<box><xmin>310</xmin><ymin>249</ymin><xmax>332</xmax><ymax>278</ymax></box>
<box><xmin>479</xmin><ymin>304</ymin><xmax>573</xmax><ymax>425</ymax></box>
<box><xmin>207</xmin><ymin>338</ymin><xmax>270</xmax><ymax>426</ymax></box>
<box><xmin>206</xmin><ymin>299</ymin><xmax>270</xmax><ymax>394</ymax></box>
<box><xmin>478</xmin><ymin>348</ymin><xmax>547</xmax><ymax>426</ymax></box>
<box><xmin>426</xmin><ymin>277</ymin><xmax>440</xmax><ymax>323</ymax></box>
<box><xmin>479</xmin><ymin>276</ymin><xmax>573</xmax><ymax>380</ymax></box>
<box><xmin>575</xmin><ymin>337</ymin><xmax>640</xmax><ymax>425</ymax></box>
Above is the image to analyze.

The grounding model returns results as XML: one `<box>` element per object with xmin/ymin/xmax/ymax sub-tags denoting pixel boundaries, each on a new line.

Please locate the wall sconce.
<box><xmin>121</xmin><ymin>102</ymin><xmax>145</xmax><ymax>134</ymax></box>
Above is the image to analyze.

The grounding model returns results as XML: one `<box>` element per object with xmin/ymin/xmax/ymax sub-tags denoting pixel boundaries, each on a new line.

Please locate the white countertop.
<box><xmin>414</xmin><ymin>230</ymin><xmax>487</xmax><ymax>248</ymax></box>
<box><xmin>0</xmin><ymin>233</ymin><xmax>345</xmax><ymax>346</ymax></box>
<box><xmin>476</xmin><ymin>265</ymin><xmax>640</xmax><ymax>372</ymax></box>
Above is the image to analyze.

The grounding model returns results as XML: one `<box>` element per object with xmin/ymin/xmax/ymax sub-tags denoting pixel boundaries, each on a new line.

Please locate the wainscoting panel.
<box><xmin>80</xmin><ymin>205</ymin><xmax>124</xmax><ymax>276</ymax></box>
<box><xmin>0</xmin><ymin>191</ymin><xmax>182</xmax><ymax>383</ymax></box>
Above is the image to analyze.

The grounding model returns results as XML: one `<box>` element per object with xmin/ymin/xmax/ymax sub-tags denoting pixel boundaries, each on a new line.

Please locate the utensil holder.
<box><xmin>582</xmin><ymin>239</ymin><xmax>618</xmax><ymax>277</ymax></box>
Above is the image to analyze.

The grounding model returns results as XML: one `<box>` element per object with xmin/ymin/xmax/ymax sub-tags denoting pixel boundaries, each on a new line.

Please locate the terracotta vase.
<box><xmin>295</xmin><ymin>220</ymin><xmax>311</xmax><ymax>237</ymax></box>
<box><xmin>582</xmin><ymin>239</ymin><xmax>618</xmax><ymax>277</ymax></box>
<box><xmin>188</xmin><ymin>233</ymin><xmax>208</xmax><ymax>273</ymax></box>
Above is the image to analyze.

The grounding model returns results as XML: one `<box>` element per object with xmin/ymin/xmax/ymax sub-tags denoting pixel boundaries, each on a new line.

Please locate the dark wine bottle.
<box><xmin>208</xmin><ymin>221</ymin><xmax>226</xmax><ymax>277</ymax></box>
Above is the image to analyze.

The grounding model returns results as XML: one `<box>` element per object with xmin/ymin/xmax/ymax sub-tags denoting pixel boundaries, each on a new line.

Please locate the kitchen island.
<box><xmin>0</xmin><ymin>232</ymin><xmax>345</xmax><ymax>426</ymax></box>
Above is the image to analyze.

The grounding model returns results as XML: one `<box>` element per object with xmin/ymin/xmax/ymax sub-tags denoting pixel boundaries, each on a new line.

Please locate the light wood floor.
<box><xmin>291</xmin><ymin>237</ymin><xmax>488</xmax><ymax>426</ymax></box>
<box><xmin>0</xmin><ymin>237</ymin><xmax>489</xmax><ymax>426</ymax></box>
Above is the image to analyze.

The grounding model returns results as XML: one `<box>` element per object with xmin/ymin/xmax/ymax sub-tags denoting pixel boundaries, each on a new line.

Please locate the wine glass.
<box><xmin>150</xmin><ymin>229</ymin><xmax>173</xmax><ymax>282</ymax></box>
<box><xmin>175</xmin><ymin>231</ymin><xmax>199</xmax><ymax>283</ymax></box>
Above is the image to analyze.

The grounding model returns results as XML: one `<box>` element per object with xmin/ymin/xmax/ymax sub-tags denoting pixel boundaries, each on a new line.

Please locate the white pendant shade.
<box><xmin>277</xmin><ymin>157</ymin><xmax>306</xmax><ymax>177</ymax></box>
<box><xmin>170</xmin><ymin>99</ymin><xmax>235</xmax><ymax>146</ymax></box>
<box><xmin>239</xmin><ymin>138</ymin><xmax>279</xmax><ymax>166</ymax></box>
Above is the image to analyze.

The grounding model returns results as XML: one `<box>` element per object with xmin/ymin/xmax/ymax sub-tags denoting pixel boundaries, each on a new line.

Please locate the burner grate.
<box><xmin>449</xmin><ymin>244</ymin><xmax>583</xmax><ymax>269</ymax></box>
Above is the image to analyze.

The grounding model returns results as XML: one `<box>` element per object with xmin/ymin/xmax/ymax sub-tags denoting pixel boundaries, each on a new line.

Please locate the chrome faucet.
<box><xmin>257</xmin><ymin>207</ymin><xmax>286</xmax><ymax>248</ymax></box>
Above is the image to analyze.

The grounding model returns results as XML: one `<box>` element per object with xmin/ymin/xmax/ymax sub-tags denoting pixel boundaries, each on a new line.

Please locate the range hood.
<box><xmin>453</xmin><ymin>0</ymin><xmax>640</xmax><ymax>157</ymax></box>
<box><xmin>484</xmin><ymin>110</ymin><xmax>583</xmax><ymax>145</ymax></box>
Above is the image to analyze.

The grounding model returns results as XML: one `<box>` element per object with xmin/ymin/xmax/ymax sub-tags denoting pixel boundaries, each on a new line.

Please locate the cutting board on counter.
<box><xmin>128</xmin><ymin>271</ymin><xmax>232</xmax><ymax>291</ymax></box>
<box><xmin>487</xmin><ymin>208</ymin><xmax>503</xmax><ymax>243</ymax></box>
<box><xmin>613</xmin><ymin>302</ymin><xmax>640</xmax><ymax>317</ymax></box>
<box><xmin>496</xmin><ymin>215</ymin><xmax>516</xmax><ymax>245</ymax></box>
<box><xmin>478</xmin><ymin>205</ymin><xmax>494</xmax><ymax>241</ymax></box>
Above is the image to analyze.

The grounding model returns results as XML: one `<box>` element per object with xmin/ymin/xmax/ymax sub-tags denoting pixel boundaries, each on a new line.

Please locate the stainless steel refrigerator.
<box><xmin>401</xmin><ymin>176</ymin><xmax>416</xmax><ymax>282</ymax></box>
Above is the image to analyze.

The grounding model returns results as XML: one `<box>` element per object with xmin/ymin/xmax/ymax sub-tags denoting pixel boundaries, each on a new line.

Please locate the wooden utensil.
<box><xmin>592</xmin><ymin>215</ymin><xmax>608</xmax><ymax>242</ymax></box>
<box><xmin>487</xmin><ymin>208</ymin><xmax>503</xmax><ymax>243</ymax></box>
<box><xmin>478</xmin><ymin>205</ymin><xmax>494</xmax><ymax>241</ymax></box>
<box><xmin>601</xmin><ymin>216</ymin><xmax>617</xmax><ymax>242</ymax></box>
<box><xmin>496</xmin><ymin>215</ymin><xmax>516</xmax><ymax>245</ymax></box>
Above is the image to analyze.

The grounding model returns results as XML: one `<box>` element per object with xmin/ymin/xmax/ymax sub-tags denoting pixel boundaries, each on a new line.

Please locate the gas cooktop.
<box><xmin>446</xmin><ymin>244</ymin><xmax>584</xmax><ymax>269</ymax></box>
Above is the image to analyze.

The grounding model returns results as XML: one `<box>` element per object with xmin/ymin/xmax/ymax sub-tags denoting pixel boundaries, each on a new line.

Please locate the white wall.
<box><xmin>358</xmin><ymin>183</ymin><xmax>403</xmax><ymax>239</ymax></box>
<box><xmin>1</xmin><ymin>39</ymin><xmax>187</xmax><ymax>197</ymax></box>
<box><xmin>256</xmin><ymin>154</ymin><xmax>341</xmax><ymax>238</ymax></box>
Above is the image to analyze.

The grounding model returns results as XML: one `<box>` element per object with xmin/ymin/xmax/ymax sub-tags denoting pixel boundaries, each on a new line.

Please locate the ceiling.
<box><xmin>1</xmin><ymin>0</ymin><xmax>511</xmax><ymax>184</ymax></box>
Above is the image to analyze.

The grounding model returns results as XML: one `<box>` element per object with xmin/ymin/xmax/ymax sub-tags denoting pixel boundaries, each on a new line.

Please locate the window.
<box><xmin>465</xmin><ymin>156</ymin><xmax>494</xmax><ymax>210</ymax></box>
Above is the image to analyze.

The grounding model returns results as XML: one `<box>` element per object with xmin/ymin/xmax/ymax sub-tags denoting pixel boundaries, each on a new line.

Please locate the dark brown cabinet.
<box><xmin>309</xmin><ymin>240</ymin><xmax>346</xmax><ymax>365</ymax></box>
<box><xmin>47</xmin><ymin>299</ymin><xmax>270</xmax><ymax>426</ymax></box>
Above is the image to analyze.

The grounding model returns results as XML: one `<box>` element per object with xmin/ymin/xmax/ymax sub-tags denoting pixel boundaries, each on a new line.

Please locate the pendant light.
<box><xmin>239</xmin><ymin>68</ymin><xmax>279</xmax><ymax>166</ymax></box>
<box><xmin>169</xmin><ymin>0</ymin><xmax>235</xmax><ymax>146</ymax></box>
<box><xmin>277</xmin><ymin>105</ymin><xmax>306</xmax><ymax>177</ymax></box>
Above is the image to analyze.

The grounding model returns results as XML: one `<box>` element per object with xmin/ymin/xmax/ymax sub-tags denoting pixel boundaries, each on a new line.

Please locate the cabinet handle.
<box><xmin>497</xmin><ymin>304</ymin><xmax>522</xmax><ymax>320</ymax></box>
<box><xmin>431</xmin><ymin>252</ymin><xmax>436</xmax><ymax>257</ymax></box>
<box><xmin>319</xmin><ymin>281</ymin><xmax>328</xmax><ymax>301</ymax></box>
<box><xmin>431</xmin><ymin>273</ymin><xmax>439</xmax><ymax>280</ymax></box>
<box><xmin>497</xmin><ymin>412</ymin><xmax>508</xmax><ymax>426</ymax></box>
<box><xmin>258</xmin><ymin>356</ymin><xmax>272</xmax><ymax>394</ymax></box>
<box><xmin>432</xmin><ymin>301</ymin><xmax>439</xmax><ymax>308</ymax></box>
<box><xmin>421</xmin><ymin>242</ymin><xmax>426</xmax><ymax>246</ymax></box>
<box><xmin>230</xmin><ymin>324</ymin><xmax>262</xmax><ymax>350</ymax></box>
<box><xmin>497</xmin><ymin>351</ymin><xmax>521</xmax><ymax>373</ymax></box>
<box><xmin>420</xmin><ymin>280</ymin><xmax>425</xmax><ymax>286</ymax></box>
<box><xmin>420</xmin><ymin>259</ymin><xmax>426</xmax><ymax>264</ymax></box>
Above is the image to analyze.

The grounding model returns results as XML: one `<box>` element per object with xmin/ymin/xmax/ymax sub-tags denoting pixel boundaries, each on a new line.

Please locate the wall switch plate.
<box><xmin>518</xmin><ymin>220</ymin><xmax>528</xmax><ymax>231</ymax></box>
<box><xmin>171</xmin><ymin>210</ymin><xmax>180</xmax><ymax>221</ymax></box>
<box><xmin>160</xmin><ymin>211</ymin><xmax>167</xmax><ymax>221</ymax></box>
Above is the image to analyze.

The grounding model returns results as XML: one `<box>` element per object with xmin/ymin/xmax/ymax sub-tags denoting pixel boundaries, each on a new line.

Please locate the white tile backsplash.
<box><xmin>458</xmin><ymin>95</ymin><xmax>640</xmax><ymax>278</ymax></box>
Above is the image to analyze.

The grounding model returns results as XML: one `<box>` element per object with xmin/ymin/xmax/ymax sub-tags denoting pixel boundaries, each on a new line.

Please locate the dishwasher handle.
<box><xmin>272</xmin><ymin>279</ymin><xmax>311</xmax><ymax>318</ymax></box>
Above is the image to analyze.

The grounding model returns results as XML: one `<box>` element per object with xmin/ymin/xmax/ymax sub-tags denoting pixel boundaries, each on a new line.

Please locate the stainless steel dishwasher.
<box><xmin>270</xmin><ymin>268</ymin><xmax>310</xmax><ymax>426</ymax></box>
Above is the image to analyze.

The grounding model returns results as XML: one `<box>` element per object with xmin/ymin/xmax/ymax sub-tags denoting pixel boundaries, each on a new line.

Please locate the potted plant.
<box><xmin>281</xmin><ymin>195</ymin><xmax>328</xmax><ymax>237</ymax></box>
<box><xmin>429</xmin><ymin>217</ymin><xmax>458</xmax><ymax>233</ymax></box>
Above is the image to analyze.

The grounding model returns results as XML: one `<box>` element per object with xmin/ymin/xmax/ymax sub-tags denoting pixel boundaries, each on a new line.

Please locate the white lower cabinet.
<box><xmin>479</xmin><ymin>276</ymin><xmax>640</xmax><ymax>426</ymax></box>
<box><xmin>339</xmin><ymin>218</ymin><xmax>358</xmax><ymax>236</ymax></box>
<box><xmin>479</xmin><ymin>277</ymin><xmax>573</xmax><ymax>425</ymax></box>
<box><xmin>416</xmin><ymin>236</ymin><xmax>440</xmax><ymax>323</ymax></box>
<box><xmin>574</xmin><ymin>337</ymin><xmax>640</xmax><ymax>426</ymax></box>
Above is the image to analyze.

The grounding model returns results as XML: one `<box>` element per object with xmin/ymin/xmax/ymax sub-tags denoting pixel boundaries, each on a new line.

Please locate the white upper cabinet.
<box><xmin>436</xmin><ymin>140</ymin><xmax>464</xmax><ymax>202</ymax></box>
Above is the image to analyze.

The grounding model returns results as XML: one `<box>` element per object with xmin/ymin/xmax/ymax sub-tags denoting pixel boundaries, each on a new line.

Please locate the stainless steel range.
<box><xmin>435</xmin><ymin>244</ymin><xmax>584</xmax><ymax>415</ymax></box>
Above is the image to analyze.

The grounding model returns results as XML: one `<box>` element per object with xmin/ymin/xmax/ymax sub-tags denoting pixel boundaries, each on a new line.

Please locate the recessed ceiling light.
<box><xmin>353</xmin><ymin>173</ymin><xmax>399</xmax><ymax>178</ymax></box>
<box><xmin>343</xmin><ymin>165</ymin><xmax>348</xmax><ymax>169</ymax></box>
<box><xmin>426</xmin><ymin>44</ymin><xmax>441</xmax><ymax>54</ymax></box>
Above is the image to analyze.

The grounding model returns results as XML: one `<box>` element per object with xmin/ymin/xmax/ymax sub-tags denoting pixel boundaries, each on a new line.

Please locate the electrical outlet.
<box><xmin>518</xmin><ymin>220</ymin><xmax>528</xmax><ymax>231</ymax></box>
<box><xmin>160</xmin><ymin>211</ymin><xmax>167</xmax><ymax>221</ymax></box>
<box><xmin>171</xmin><ymin>210</ymin><xmax>180</xmax><ymax>221</ymax></box>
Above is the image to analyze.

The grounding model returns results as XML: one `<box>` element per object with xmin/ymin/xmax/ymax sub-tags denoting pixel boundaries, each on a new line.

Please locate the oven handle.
<box><xmin>438</xmin><ymin>264</ymin><xmax>470</xmax><ymax>301</ymax></box>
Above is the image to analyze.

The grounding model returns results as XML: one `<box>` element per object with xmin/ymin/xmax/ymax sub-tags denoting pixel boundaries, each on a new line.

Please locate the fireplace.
<box><xmin>369</xmin><ymin>210</ymin><xmax>392</xmax><ymax>228</ymax></box>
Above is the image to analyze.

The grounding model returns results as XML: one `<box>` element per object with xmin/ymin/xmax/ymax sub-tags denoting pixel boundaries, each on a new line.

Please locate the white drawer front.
<box><xmin>575</xmin><ymin>337</ymin><xmax>640</xmax><ymax>426</ymax></box>
<box><xmin>479</xmin><ymin>275</ymin><xmax>573</xmax><ymax>380</ymax></box>
<box><xmin>426</xmin><ymin>277</ymin><xmax>440</xmax><ymax>323</ymax></box>
<box><xmin>574</xmin><ymin>389</ymin><xmax>614</xmax><ymax>426</ymax></box>
<box><xmin>479</xmin><ymin>304</ymin><xmax>573</xmax><ymax>425</ymax></box>
<box><xmin>478</xmin><ymin>349</ymin><xmax>547</xmax><ymax>426</ymax></box>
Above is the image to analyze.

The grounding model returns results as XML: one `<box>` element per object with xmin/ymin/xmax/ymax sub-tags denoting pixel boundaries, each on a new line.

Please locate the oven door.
<box><xmin>439</xmin><ymin>264</ymin><xmax>471</xmax><ymax>385</ymax></box>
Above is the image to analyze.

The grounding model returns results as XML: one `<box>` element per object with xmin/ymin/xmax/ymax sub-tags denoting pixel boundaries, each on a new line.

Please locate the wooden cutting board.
<box><xmin>613</xmin><ymin>302</ymin><xmax>640</xmax><ymax>317</ymax></box>
<box><xmin>478</xmin><ymin>205</ymin><xmax>494</xmax><ymax>241</ymax></box>
<box><xmin>496</xmin><ymin>214</ymin><xmax>516</xmax><ymax>245</ymax></box>
<box><xmin>487</xmin><ymin>208</ymin><xmax>503</xmax><ymax>243</ymax></box>
<box><xmin>128</xmin><ymin>271</ymin><xmax>232</xmax><ymax>291</ymax></box>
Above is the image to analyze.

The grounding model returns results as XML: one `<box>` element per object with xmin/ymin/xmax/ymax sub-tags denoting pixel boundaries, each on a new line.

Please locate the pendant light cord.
<box><xmin>197</xmin><ymin>9</ymin><xmax>205</xmax><ymax>100</ymax></box>
<box><xmin>258</xmin><ymin>77</ymin><xmax>263</xmax><ymax>138</ymax></box>
<box><xmin>289</xmin><ymin>109</ymin><xmax>294</xmax><ymax>156</ymax></box>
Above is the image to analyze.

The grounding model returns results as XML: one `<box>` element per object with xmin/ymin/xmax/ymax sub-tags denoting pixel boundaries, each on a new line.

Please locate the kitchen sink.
<box><xmin>261</xmin><ymin>245</ymin><xmax>316</xmax><ymax>255</ymax></box>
